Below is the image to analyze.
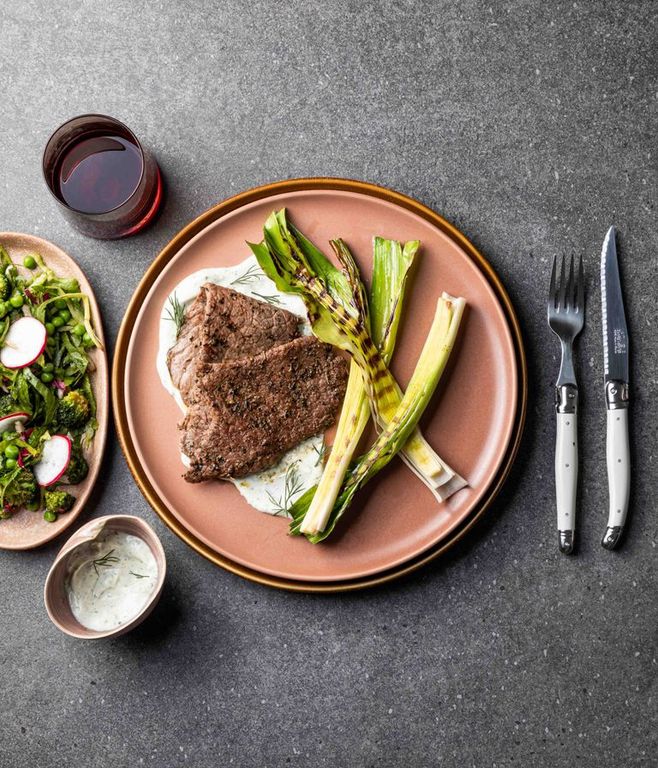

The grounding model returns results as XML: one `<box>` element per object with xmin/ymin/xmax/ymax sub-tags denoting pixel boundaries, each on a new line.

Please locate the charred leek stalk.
<box><xmin>292</xmin><ymin>292</ymin><xmax>466</xmax><ymax>542</ymax></box>
<box><xmin>249</xmin><ymin>209</ymin><xmax>465</xmax><ymax>504</ymax></box>
<box><xmin>298</xmin><ymin>237</ymin><xmax>417</xmax><ymax>536</ymax></box>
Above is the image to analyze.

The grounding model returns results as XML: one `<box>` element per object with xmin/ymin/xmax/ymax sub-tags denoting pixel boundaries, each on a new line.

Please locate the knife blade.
<box><xmin>600</xmin><ymin>226</ymin><xmax>631</xmax><ymax>549</ymax></box>
<box><xmin>602</xmin><ymin>227</ymin><xmax>629</xmax><ymax>384</ymax></box>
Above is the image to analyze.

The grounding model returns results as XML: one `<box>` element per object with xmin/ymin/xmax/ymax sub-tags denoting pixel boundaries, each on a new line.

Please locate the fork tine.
<box><xmin>549</xmin><ymin>255</ymin><xmax>557</xmax><ymax>308</ymax></box>
<box><xmin>576</xmin><ymin>256</ymin><xmax>585</xmax><ymax>312</ymax></box>
<box><xmin>566</xmin><ymin>256</ymin><xmax>575</xmax><ymax>309</ymax></box>
<box><xmin>558</xmin><ymin>256</ymin><xmax>567</xmax><ymax>309</ymax></box>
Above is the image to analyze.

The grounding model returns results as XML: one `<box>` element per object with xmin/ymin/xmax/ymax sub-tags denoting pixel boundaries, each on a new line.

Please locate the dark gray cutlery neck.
<box><xmin>605</xmin><ymin>380</ymin><xmax>629</xmax><ymax>410</ymax></box>
<box><xmin>556</xmin><ymin>339</ymin><xmax>577</xmax><ymax>389</ymax></box>
<box><xmin>555</xmin><ymin>384</ymin><xmax>578</xmax><ymax>414</ymax></box>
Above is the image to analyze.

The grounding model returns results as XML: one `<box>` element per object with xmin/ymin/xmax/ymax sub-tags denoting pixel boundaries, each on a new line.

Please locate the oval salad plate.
<box><xmin>0</xmin><ymin>234</ymin><xmax>108</xmax><ymax>550</ymax></box>
<box><xmin>114</xmin><ymin>179</ymin><xmax>527</xmax><ymax>590</ymax></box>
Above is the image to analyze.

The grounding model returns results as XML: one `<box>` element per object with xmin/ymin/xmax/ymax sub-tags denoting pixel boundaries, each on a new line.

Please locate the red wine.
<box><xmin>55</xmin><ymin>134</ymin><xmax>143</xmax><ymax>214</ymax></box>
<box><xmin>44</xmin><ymin>114</ymin><xmax>163</xmax><ymax>238</ymax></box>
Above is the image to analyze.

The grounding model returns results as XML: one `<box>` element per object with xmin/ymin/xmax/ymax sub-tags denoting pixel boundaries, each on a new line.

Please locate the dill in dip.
<box><xmin>66</xmin><ymin>531</ymin><xmax>158</xmax><ymax>631</ymax></box>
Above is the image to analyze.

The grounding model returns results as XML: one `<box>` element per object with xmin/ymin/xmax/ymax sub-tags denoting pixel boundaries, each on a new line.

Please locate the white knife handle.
<box><xmin>555</xmin><ymin>410</ymin><xmax>578</xmax><ymax>554</ymax></box>
<box><xmin>602</xmin><ymin>388</ymin><xmax>630</xmax><ymax>549</ymax></box>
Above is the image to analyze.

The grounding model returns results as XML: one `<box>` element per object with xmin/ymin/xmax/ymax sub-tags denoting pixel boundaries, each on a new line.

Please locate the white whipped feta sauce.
<box><xmin>66</xmin><ymin>531</ymin><xmax>158</xmax><ymax>632</ymax></box>
<box><xmin>156</xmin><ymin>255</ymin><xmax>325</xmax><ymax>516</ymax></box>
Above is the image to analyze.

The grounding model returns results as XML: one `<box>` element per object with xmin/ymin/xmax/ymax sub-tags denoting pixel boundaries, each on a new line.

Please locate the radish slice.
<box><xmin>33</xmin><ymin>435</ymin><xmax>72</xmax><ymax>487</ymax></box>
<box><xmin>0</xmin><ymin>317</ymin><xmax>47</xmax><ymax>369</ymax></box>
<box><xmin>0</xmin><ymin>412</ymin><xmax>30</xmax><ymax>433</ymax></box>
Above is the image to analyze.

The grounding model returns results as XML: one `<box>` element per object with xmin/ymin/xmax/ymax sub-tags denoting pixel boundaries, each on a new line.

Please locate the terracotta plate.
<box><xmin>114</xmin><ymin>179</ymin><xmax>525</xmax><ymax>587</ymax></box>
<box><xmin>0</xmin><ymin>233</ymin><xmax>108</xmax><ymax>550</ymax></box>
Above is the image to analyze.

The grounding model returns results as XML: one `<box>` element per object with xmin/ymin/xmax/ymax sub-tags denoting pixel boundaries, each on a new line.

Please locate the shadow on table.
<box><xmin>113</xmin><ymin>574</ymin><xmax>184</xmax><ymax>648</ymax></box>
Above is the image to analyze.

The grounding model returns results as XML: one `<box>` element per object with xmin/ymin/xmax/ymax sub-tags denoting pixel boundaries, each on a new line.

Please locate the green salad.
<box><xmin>0</xmin><ymin>244</ymin><xmax>102</xmax><ymax>523</ymax></box>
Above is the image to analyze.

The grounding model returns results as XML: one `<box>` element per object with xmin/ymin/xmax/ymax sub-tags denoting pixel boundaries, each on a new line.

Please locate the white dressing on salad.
<box><xmin>156</xmin><ymin>255</ymin><xmax>324</xmax><ymax>517</ymax></box>
<box><xmin>66</xmin><ymin>531</ymin><xmax>158</xmax><ymax>632</ymax></box>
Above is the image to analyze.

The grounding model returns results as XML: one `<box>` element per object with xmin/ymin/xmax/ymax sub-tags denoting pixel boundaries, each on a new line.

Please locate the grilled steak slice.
<box><xmin>166</xmin><ymin>289</ymin><xmax>207</xmax><ymax>400</ymax></box>
<box><xmin>167</xmin><ymin>283</ymin><xmax>301</xmax><ymax>401</ymax></box>
<box><xmin>180</xmin><ymin>336</ymin><xmax>348</xmax><ymax>480</ymax></box>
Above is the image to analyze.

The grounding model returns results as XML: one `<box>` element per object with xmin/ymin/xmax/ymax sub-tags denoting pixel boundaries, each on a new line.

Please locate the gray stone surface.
<box><xmin>0</xmin><ymin>1</ymin><xmax>656</xmax><ymax>766</ymax></box>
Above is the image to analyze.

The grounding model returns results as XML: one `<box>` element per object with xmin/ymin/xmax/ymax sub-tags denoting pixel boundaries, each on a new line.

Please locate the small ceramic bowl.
<box><xmin>44</xmin><ymin>515</ymin><xmax>166</xmax><ymax>639</ymax></box>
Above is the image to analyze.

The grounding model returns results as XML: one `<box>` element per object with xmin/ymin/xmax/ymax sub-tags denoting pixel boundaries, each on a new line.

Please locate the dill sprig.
<box><xmin>313</xmin><ymin>441</ymin><xmax>327</xmax><ymax>467</ymax></box>
<box><xmin>92</xmin><ymin>549</ymin><xmax>120</xmax><ymax>576</ymax></box>
<box><xmin>165</xmin><ymin>293</ymin><xmax>186</xmax><ymax>338</ymax></box>
<box><xmin>231</xmin><ymin>263</ymin><xmax>264</xmax><ymax>286</ymax></box>
<box><xmin>251</xmin><ymin>291</ymin><xmax>282</xmax><ymax>306</ymax></box>
<box><xmin>130</xmin><ymin>571</ymin><xmax>149</xmax><ymax>579</ymax></box>
<box><xmin>266</xmin><ymin>461</ymin><xmax>304</xmax><ymax>517</ymax></box>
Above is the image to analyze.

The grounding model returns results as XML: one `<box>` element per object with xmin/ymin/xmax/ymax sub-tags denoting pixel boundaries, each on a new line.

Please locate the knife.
<box><xmin>600</xmin><ymin>226</ymin><xmax>631</xmax><ymax>549</ymax></box>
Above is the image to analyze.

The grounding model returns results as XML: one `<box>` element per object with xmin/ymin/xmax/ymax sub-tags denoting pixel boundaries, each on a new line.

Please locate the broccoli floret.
<box><xmin>64</xmin><ymin>446</ymin><xmax>88</xmax><ymax>485</ymax></box>
<box><xmin>44</xmin><ymin>489</ymin><xmax>75</xmax><ymax>515</ymax></box>
<box><xmin>56</xmin><ymin>390</ymin><xmax>90</xmax><ymax>430</ymax></box>
<box><xmin>0</xmin><ymin>274</ymin><xmax>10</xmax><ymax>301</ymax></box>
<box><xmin>4</xmin><ymin>469</ymin><xmax>38</xmax><ymax>509</ymax></box>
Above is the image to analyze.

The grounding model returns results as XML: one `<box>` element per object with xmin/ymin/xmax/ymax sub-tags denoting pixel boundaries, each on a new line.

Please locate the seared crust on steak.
<box><xmin>167</xmin><ymin>283</ymin><xmax>301</xmax><ymax>402</ymax></box>
<box><xmin>180</xmin><ymin>336</ymin><xmax>348</xmax><ymax>480</ymax></box>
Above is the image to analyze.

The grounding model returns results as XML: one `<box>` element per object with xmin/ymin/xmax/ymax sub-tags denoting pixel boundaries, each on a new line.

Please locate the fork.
<box><xmin>547</xmin><ymin>255</ymin><xmax>585</xmax><ymax>554</ymax></box>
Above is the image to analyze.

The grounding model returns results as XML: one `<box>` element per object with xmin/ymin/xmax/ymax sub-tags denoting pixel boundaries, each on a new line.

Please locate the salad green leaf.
<box><xmin>0</xmin><ymin>243</ymin><xmax>101</xmax><ymax>523</ymax></box>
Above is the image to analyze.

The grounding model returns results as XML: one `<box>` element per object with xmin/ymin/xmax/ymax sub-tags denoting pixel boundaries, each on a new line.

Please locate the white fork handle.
<box><xmin>602</xmin><ymin>408</ymin><xmax>630</xmax><ymax>549</ymax></box>
<box><xmin>555</xmin><ymin>412</ymin><xmax>577</xmax><ymax>553</ymax></box>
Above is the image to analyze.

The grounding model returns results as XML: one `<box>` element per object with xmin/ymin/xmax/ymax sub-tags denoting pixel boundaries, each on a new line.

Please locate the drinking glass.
<box><xmin>42</xmin><ymin>114</ymin><xmax>163</xmax><ymax>239</ymax></box>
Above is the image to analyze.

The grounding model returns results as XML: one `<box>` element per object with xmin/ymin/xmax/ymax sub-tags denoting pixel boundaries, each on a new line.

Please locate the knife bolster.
<box><xmin>606</xmin><ymin>380</ymin><xmax>629</xmax><ymax>410</ymax></box>
<box><xmin>555</xmin><ymin>384</ymin><xmax>578</xmax><ymax>414</ymax></box>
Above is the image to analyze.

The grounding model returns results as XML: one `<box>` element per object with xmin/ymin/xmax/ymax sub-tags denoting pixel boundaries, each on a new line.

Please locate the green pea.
<box><xmin>0</xmin><ymin>440</ymin><xmax>7</xmax><ymax>453</ymax></box>
<box><xmin>9</xmin><ymin>293</ymin><xmax>24</xmax><ymax>309</ymax></box>
<box><xmin>42</xmin><ymin>362</ymin><xmax>54</xmax><ymax>373</ymax></box>
<box><xmin>83</xmin><ymin>333</ymin><xmax>92</xmax><ymax>345</ymax></box>
<box><xmin>4</xmin><ymin>459</ymin><xmax>16</xmax><ymax>470</ymax></box>
<box><xmin>43</xmin><ymin>510</ymin><xmax>57</xmax><ymax>523</ymax></box>
<box><xmin>45</xmin><ymin>322</ymin><xmax>55</xmax><ymax>335</ymax></box>
<box><xmin>54</xmin><ymin>298</ymin><xmax>67</xmax><ymax>310</ymax></box>
<box><xmin>23</xmin><ymin>255</ymin><xmax>37</xmax><ymax>270</ymax></box>
<box><xmin>40</xmin><ymin>372</ymin><xmax>54</xmax><ymax>384</ymax></box>
<box><xmin>52</xmin><ymin>316</ymin><xmax>65</xmax><ymax>329</ymax></box>
<box><xmin>58</xmin><ymin>309</ymin><xmax>71</xmax><ymax>323</ymax></box>
<box><xmin>72</xmin><ymin>323</ymin><xmax>86</xmax><ymax>337</ymax></box>
<box><xmin>4</xmin><ymin>444</ymin><xmax>19</xmax><ymax>459</ymax></box>
<box><xmin>0</xmin><ymin>303</ymin><xmax>8</xmax><ymax>319</ymax></box>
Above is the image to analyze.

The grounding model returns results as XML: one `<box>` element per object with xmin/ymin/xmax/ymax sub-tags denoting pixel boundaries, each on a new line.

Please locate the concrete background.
<box><xmin>0</xmin><ymin>1</ymin><xmax>656</xmax><ymax>766</ymax></box>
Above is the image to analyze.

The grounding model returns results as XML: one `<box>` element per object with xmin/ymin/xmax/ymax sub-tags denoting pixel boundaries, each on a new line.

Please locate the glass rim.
<box><xmin>42</xmin><ymin>113</ymin><xmax>147</xmax><ymax>216</ymax></box>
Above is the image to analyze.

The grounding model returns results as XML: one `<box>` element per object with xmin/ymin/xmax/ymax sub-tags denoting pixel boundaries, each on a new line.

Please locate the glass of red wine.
<box><xmin>42</xmin><ymin>114</ymin><xmax>163</xmax><ymax>239</ymax></box>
